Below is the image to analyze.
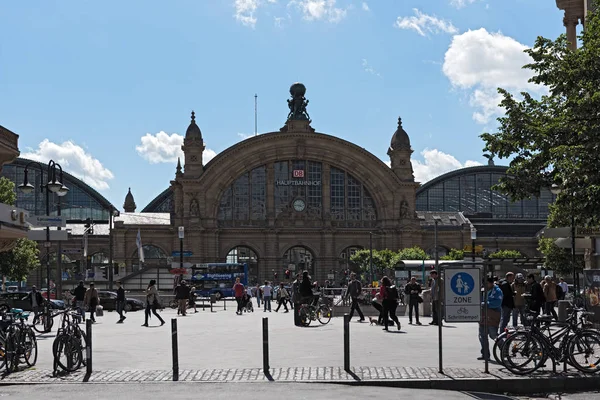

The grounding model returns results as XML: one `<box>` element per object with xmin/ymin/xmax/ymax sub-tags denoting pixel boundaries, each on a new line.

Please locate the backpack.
<box><xmin>388</xmin><ymin>286</ymin><xmax>399</xmax><ymax>301</ymax></box>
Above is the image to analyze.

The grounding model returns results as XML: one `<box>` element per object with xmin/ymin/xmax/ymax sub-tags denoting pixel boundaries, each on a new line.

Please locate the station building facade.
<box><xmin>4</xmin><ymin>84</ymin><xmax>554</xmax><ymax>289</ymax></box>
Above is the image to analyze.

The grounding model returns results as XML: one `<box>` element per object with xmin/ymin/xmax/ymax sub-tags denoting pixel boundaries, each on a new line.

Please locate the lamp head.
<box><xmin>47</xmin><ymin>180</ymin><xmax>63</xmax><ymax>193</ymax></box>
<box><xmin>18</xmin><ymin>182</ymin><xmax>35</xmax><ymax>195</ymax></box>
<box><xmin>550</xmin><ymin>183</ymin><xmax>562</xmax><ymax>195</ymax></box>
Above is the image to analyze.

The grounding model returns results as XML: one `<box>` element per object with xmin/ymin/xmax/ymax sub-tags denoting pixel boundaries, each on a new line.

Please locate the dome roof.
<box><xmin>185</xmin><ymin>111</ymin><xmax>202</xmax><ymax>140</ymax></box>
<box><xmin>389</xmin><ymin>117</ymin><xmax>411</xmax><ymax>150</ymax></box>
<box><xmin>123</xmin><ymin>187</ymin><xmax>137</xmax><ymax>212</ymax></box>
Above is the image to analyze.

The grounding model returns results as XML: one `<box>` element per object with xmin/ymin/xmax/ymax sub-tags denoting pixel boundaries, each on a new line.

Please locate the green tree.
<box><xmin>349</xmin><ymin>249</ymin><xmax>386</xmax><ymax>277</ymax></box>
<box><xmin>481</xmin><ymin>6</ymin><xmax>600</xmax><ymax>227</ymax></box>
<box><xmin>397</xmin><ymin>246</ymin><xmax>430</xmax><ymax>260</ymax></box>
<box><xmin>487</xmin><ymin>249</ymin><xmax>523</xmax><ymax>259</ymax></box>
<box><xmin>537</xmin><ymin>204</ymin><xmax>583</xmax><ymax>275</ymax></box>
<box><xmin>441</xmin><ymin>248</ymin><xmax>464</xmax><ymax>260</ymax></box>
<box><xmin>0</xmin><ymin>177</ymin><xmax>41</xmax><ymax>280</ymax></box>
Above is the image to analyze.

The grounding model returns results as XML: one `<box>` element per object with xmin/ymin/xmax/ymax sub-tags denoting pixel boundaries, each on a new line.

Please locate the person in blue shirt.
<box><xmin>478</xmin><ymin>277</ymin><xmax>503</xmax><ymax>360</ymax></box>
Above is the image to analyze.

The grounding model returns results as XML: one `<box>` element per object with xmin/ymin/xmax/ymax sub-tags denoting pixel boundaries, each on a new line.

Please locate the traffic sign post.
<box><xmin>444</xmin><ymin>268</ymin><xmax>481</xmax><ymax>323</ymax></box>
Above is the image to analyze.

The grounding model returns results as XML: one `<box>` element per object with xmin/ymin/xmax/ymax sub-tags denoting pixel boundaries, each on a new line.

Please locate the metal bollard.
<box><xmin>224</xmin><ymin>298</ymin><xmax>226</xmax><ymax>311</ymax></box>
<box><xmin>86</xmin><ymin>319</ymin><xmax>92</xmax><ymax>375</ymax></box>
<box><xmin>262</xmin><ymin>317</ymin><xmax>270</xmax><ymax>374</ymax></box>
<box><xmin>343</xmin><ymin>314</ymin><xmax>350</xmax><ymax>371</ymax></box>
<box><xmin>172</xmin><ymin>319</ymin><xmax>179</xmax><ymax>381</ymax></box>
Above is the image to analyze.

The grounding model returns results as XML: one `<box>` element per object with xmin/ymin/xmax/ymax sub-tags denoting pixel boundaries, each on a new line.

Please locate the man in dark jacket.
<box><xmin>116</xmin><ymin>281</ymin><xmax>126</xmax><ymax>323</ymax></box>
<box><xmin>299</xmin><ymin>271</ymin><xmax>318</xmax><ymax>306</ymax></box>
<box><xmin>405</xmin><ymin>277</ymin><xmax>422</xmax><ymax>325</ymax></box>
<box><xmin>526</xmin><ymin>274</ymin><xmax>545</xmax><ymax>315</ymax></box>
<box><xmin>498</xmin><ymin>272</ymin><xmax>515</xmax><ymax>333</ymax></box>
<box><xmin>72</xmin><ymin>281</ymin><xmax>87</xmax><ymax>321</ymax></box>
<box><xmin>23</xmin><ymin>286</ymin><xmax>45</xmax><ymax>317</ymax></box>
<box><xmin>175</xmin><ymin>281</ymin><xmax>191</xmax><ymax>316</ymax></box>
<box><xmin>346</xmin><ymin>273</ymin><xmax>365</xmax><ymax>322</ymax></box>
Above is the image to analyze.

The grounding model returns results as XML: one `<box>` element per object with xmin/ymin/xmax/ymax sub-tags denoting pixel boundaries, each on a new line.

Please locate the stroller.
<box><xmin>243</xmin><ymin>294</ymin><xmax>254</xmax><ymax>312</ymax></box>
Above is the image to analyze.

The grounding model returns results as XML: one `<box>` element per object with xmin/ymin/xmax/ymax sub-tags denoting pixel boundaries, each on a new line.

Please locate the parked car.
<box><xmin>97</xmin><ymin>291</ymin><xmax>145</xmax><ymax>312</ymax></box>
<box><xmin>0</xmin><ymin>292</ymin><xmax>65</xmax><ymax>311</ymax></box>
<box><xmin>39</xmin><ymin>288</ymin><xmax>57</xmax><ymax>299</ymax></box>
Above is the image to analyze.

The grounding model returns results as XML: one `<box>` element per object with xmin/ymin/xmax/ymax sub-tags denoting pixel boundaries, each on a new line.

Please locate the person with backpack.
<box><xmin>405</xmin><ymin>276</ymin><xmax>423</xmax><ymax>325</ymax></box>
<box><xmin>380</xmin><ymin>276</ymin><xmax>401</xmax><ymax>331</ymax></box>
<box><xmin>346</xmin><ymin>273</ymin><xmax>365</xmax><ymax>322</ymax></box>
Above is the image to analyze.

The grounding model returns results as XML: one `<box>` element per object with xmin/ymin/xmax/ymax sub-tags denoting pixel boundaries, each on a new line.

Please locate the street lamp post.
<box><xmin>471</xmin><ymin>227</ymin><xmax>477</xmax><ymax>263</ymax></box>
<box><xmin>369</xmin><ymin>232</ymin><xmax>373</xmax><ymax>285</ymax></box>
<box><xmin>178</xmin><ymin>226</ymin><xmax>184</xmax><ymax>280</ymax></box>
<box><xmin>18</xmin><ymin>160</ymin><xmax>69</xmax><ymax>326</ymax></box>
<box><xmin>551</xmin><ymin>184</ymin><xmax>578</xmax><ymax>292</ymax></box>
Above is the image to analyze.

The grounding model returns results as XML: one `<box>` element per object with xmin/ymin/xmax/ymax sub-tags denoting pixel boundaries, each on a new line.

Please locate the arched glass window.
<box><xmin>218</xmin><ymin>166</ymin><xmax>266</xmax><ymax>221</ymax></box>
<box><xmin>330</xmin><ymin>167</ymin><xmax>376</xmax><ymax>221</ymax></box>
<box><xmin>283</xmin><ymin>246</ymin><xmax>315</xmax><ymax>278</ymax></box>
<box><xmin>226</xmin><ymin>246</ymin><xmax>259</xmax><ymax>285</ymax></box>
<box><xmin>274</xmin><ymin>160</ymin><xmax>323</xmax><ymax>217</ymax></box>
<box><xmin>132</xmin><ymin>245</ymin><xmax>168</xmax><ymax>260</ymax></box>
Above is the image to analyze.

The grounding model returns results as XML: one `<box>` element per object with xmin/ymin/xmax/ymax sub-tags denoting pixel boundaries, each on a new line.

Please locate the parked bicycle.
<box><xmin>0</xmin><ymin>308</ymin><xmax>38</xmax><ymax>373</ymax></box>
<box><xmin>500</xmin><ymin>308</ymin><xmax>600</xmax><ymax>375</ymax></box>
<box><xmin>297</xmin><ymin>296</ymin><xmax>332</xmax><ymax>327</ymax></box>
<box><xmin>52</xmin><ymin>308</ymin><xmax>87</xmax><ymax>374</ymax></box>
<box><xmin>32</xmin><ymin>303</ymin><xmax>55</xmax><ymax>334</ymax></box>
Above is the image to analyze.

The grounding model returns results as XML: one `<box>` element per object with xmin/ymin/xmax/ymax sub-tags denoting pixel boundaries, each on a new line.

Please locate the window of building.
<box><xmin>226</xmin><ymin>246</ymin><xmax>259</xmax><ymax>285</ymax></box>
<box><xmin>283</xmin><ymin>246</ymin><xmax>315</xmax><ymax>277</ymax></box>
<box><xmin>218</xmin><ymin>166</ymin><xmax>267</xmax><ymax>221</ymax></box>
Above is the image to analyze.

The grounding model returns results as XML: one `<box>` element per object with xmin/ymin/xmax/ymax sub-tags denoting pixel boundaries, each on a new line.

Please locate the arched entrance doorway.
<box><xmin>226</xmin><ymin>246</ymin><xmax>259</xmax><ymax>285</ymax></box>
<box><xmin>338</xmin><ymin>246</ymin><xmax>362</xmax><ymax>286</ymax></box>
<box><xmin>131</xmin><ymin>244</ymin><xmax>169</xmax><ymax>272</ymax></box>
<box><xmin>282</xmin><ymin>246</ymin><xmax>315</xmax><ymax>279</ymax></box>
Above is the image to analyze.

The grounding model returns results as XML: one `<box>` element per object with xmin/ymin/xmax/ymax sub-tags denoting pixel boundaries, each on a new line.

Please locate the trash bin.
<box><xmin>558</xmin><ymin>300</ymin><xmax>570</xmax><ymax>322</ymax></box>
<box><xmin>294</xmin><ymin>302</ymin><xmax>302</xmax><ymax>326</ymax></box>
<box><xmin>210</xmin><ymin>294</ymin><xmax>217</xmax><ymax>304</ymax></box>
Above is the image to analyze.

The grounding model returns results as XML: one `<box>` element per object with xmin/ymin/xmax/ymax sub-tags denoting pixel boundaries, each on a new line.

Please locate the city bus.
<box><xmin>190</xmin><ymin>263</ymin><xmax>248</xmax><ymax>300</ymax></box>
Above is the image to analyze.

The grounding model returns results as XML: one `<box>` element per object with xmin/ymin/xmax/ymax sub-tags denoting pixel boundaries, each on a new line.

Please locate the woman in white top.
<box><xmin>275</xmin><ymin>283</ymin><xmax>290</xmax><ymax>313</ymax></box>
<box><xmin>142</xmin><ymin>279</ymin><xmax>165</xmax><ymax>327</ymax></box>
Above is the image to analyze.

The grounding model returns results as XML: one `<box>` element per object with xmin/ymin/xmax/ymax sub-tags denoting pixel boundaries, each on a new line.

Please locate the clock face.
<box><xmin>293</xmin><ymin>199</ymin><xmax>306</xmax><ymax>212</ymax></box>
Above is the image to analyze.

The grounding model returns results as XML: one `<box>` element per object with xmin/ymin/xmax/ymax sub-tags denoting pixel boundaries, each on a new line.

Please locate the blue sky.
<box><xmin>0</xmin><ymin>0</ymin><xmax>566</xmax><ymax>210</ymax></box>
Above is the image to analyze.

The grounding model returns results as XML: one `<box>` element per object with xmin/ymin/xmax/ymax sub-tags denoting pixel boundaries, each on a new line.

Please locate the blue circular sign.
<box><xmin>450</xmin><ymin>272</ymin><xmax>475</xmax><ymax>296</ymax></box>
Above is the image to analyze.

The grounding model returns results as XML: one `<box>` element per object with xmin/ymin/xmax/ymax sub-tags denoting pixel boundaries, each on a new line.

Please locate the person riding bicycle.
<box><xmin>299</xmin><ymin>270</ymin><xmax>319</xmax><ymax>307</ymax></box>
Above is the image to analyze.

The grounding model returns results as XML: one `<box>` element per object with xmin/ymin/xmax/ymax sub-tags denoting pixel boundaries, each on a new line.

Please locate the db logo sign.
<box><xmin>293</xmin><ymin>170</ymin><xmax>305</xmax><ymax>178</ymax></box>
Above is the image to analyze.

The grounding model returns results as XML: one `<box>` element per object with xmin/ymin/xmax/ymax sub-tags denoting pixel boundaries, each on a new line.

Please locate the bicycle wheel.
<box><xmin>22</xmin><ymin>327</ymin><xmax>38</xmax><ymax>367</ymax></box>
<box><xmin>501</xmin><ymin>332</ymin><xmax>545</xmax><ymax>375</ymax></box>
<box><xmin>53</xmin><ymin>334</ymin><xmax>82</xmax><ymax>372</ymax></box>
<box><xmin>4</xmin><ymin>333</ymin><xmax>18</xmax><ymax>373</ymax></box>
<box><xmin>493</xmin><ymin>336</ymin><xmax>506</xmax><ymax>365</ymax></box>
<box><xmin>0</xmin><ymin>304</ymin><xmax>9</xmax><ymax>314</ymax></box>
<box><xmin>317</xmin><ymin>305</ymin><xmax>332</xmax><ymax>325</ymax></box>
<box><xmin>0</xmin><ymin>334</ymin><xmax>6</xmax><ymax>370</ymax></box>
<box><xmin>298</xmin><ymin>307</ymin><xmax>311</xmax><ymax>327</ymax></box>
<box><xmin>32</xmin><ymin>314</ymin><xmax>53</xmax><ymax>334</ymax></box>
<box><xmin>568</xmin><ymin>331</ymin><xmax>600</xmax><ymax>374</ymax></box>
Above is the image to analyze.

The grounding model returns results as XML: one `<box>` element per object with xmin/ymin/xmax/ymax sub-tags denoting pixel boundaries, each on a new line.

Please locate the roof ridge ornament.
<box><xmin>286</xmin><ymin>83</ymin><xmax>311</xmax><ymax>122</ymax></box>
<box><xmin>191</xmin><ymin>111</ymin><xmax>195</xmax><ymax>123</ymax></box>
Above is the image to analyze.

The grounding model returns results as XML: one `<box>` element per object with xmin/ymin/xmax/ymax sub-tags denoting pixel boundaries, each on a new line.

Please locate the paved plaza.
<box><xmin>31</xmin><ymin>303</ymin><xmax>497</xmax><ymax>372</ymax></box>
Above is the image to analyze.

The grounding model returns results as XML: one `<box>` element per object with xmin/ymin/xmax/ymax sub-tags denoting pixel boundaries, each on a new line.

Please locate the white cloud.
<box><xmin>234</xmin><ymin>0</ymin><xmax>259</xmax><ymax>28</ymax></box>
<box><xmin>442</xmin><ymin>28</ymin><xmax>544</xmax><ymax>123</ymax></box>
<box><xmin>394</xmin><ymin>9</ymin><xmax>458</xmax><ymax>37</ymax></box>
<box><xmin>361</xmin><ymin>59</ymin><xmax>381</xmax><ymax>77</ymax></box>
<box><xmin>21</xmin><ymin>139</ymin><xmax>114</xmax><ymax>191</ymax></box>
<box><xmin>136</xmin><ymin>131</ymin><xmax>217</xmax><ymax>165</ymax></box>
<box><xmin>410</xmin><ymin>149</ymin><xmax>481</xmax><ymax>183</ymax></box>
<box><xmin>450</xmin><ymin>0</ymin><xmax>477</xmax><ymax>9</ymax></box>
<box><xmin>362</xmin><ymin>2</ymin><xmax>369</xmax><ymax>11</ymax></box>
<box><xmin>291</xmin><ymin>0</ymin><xmax>348</xmax><ymax>23</ymax></box>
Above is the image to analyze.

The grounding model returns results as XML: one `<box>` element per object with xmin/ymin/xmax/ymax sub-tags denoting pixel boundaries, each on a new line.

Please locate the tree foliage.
<box><xmin>396</xmin><ymin>246</ymin><xmax>430</xmax><ymax>260</ymax></box>
<box><xmin>487</xmin><ymin>249</ymin><xmax>523</xmax><ymax>259</ymax></box>
<box><xmin>480</xmin><ymin>7</ymin><xmax>600</xmax><ymax>227</ymax></box>
<box><xmin>349</xmin><ymin>246</ymin><xmax>429</xmax><ymax>279</ymax></box>
<box><xmin>441</xmin><ymin>248</ymin><xmax>464</xmax><ymax>260</ymax></box>
<box><xmin>0</xmin><ymin>177</ymin><xmax>41</xmax><ymax>280</ymax></box>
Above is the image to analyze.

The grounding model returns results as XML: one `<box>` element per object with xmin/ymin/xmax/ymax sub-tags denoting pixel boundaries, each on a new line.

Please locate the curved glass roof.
<box><xmin>1</xmin><ymin>158</ymin><xmax>115</xmax><ymax>221</ymax></box>
<box><xmin>415</xmin><ymin>165</ymin><xmax>555</xmax><ymax>220</ymax></box>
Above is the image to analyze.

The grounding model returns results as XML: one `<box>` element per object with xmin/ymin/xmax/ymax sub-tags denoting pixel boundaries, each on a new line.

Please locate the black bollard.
<box><xmin>344</xmin><ymin>314</ymin><xmax>350</xmax><ymax>371</ymax></box>
<box><xmin>172</xmin><ymin>318</ymin><xmax>179</xmax><ymax>381</ymax></box>
<box><xmin>224</xmin><ymin>298</ymin><xmax>226</xmax><ymax>311</ymax></box>
<box><xmin>86</xmin><ymin>319</ymin><xmax>92</xmax><ymax>375</ymax></box>
<box><xmin>262</xmin><ymin>317</ymin><xmax>269</xmax><ymax>374</ymax></box>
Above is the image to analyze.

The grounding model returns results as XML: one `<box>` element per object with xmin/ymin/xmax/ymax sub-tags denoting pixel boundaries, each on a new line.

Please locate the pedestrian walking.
<box><xmin>261</xmin><ymin>281</ymin><xmax>272</xmax><ymax>312</ymax></box>
<box><xmin>511</xmin><ymin>273</ymin><xmax>527</xmax><ymax>327</ymax></box>
<box><xmin>84</xmin><ymin>283</ymin><xmax>99</xmax><ymax>323</ymax></box>
<box><xmin>498</xmin><ymin>272</ymin><xmax>515</xmax><ymax>333</ymax></box>
<box><xmin>404</xmin><ymin>276</ymin><xmax>422</xmax><ymax>325</ymax></box>
<box><xmin>189</xmin><ymin>287</ymin><xmax>198</xmax><ymax>313</ymax></box>
<box><xmin>291</xmin><ymin>273</ymin><xmax>301</xmax><ymax>310</ymax></box>
<box><xmin>275</xmin><ymin>283</ymin><xmax>289</xmax><ymax>312</ymax></box>
<box><xmin>116</xmin><ymin>281</ymin><xmax>126</xmax><ymax>323</ymax></box>
<box><xmin>255</xmin><ymin>283</ymin><xmax>262</xmax><ymax>308</ymax></box>
<box><xmin>233</xmin><ymin>277</ymin><xmax>245</xmax><ymax>315</ymax></box>
<box><xmin>429</xmin><ymin>270</ymin><xmax>442</xmax><ymax>326</ymax></box>
<box><xmin>543</xmin><ymin>276</ymin><xmax>558</xmax><ymax>320</ymax></box>
<box><xmin>23</xmin><ymin>286</ymin><xmax>45</xmax><ymax>318</ymax></box>
<box><xmin>478</xmin><ymin>277</ymin><xmax>503</xmax><ymax>360</ymax></box>
<box><xmin>142</xmin><ymin>279</ymin><xmax>165</xmax><ymax>327</ymax></box>
<box><xmin>72</xmin><ymin>281</ymin><xmax>87</xmax><ymax>321</ymax></box>
<box><xmin>175</xmin><ymin>280</ymin><xmax>191</xmax><ymax>316</ymax></box>
<box><xmin>558</xmin><ymin>277</ymin><xmax>569</xmax><ymax>300</ymax></box>
<box><xmin>380</xmin><ymin>276</ymin><xmax>401</xmax><ymax>331</ymax></box>
<box><xmin>346</xmin><ymin>273</ymin><xmax>365</xmax><ymax>322</ymax></box>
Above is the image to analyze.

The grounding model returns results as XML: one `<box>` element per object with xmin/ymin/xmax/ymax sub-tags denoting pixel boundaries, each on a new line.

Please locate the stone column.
<box><xmin>564</xmin><ymin>13</ymin><xmax>579</xmax><ymax>50</ymax></box>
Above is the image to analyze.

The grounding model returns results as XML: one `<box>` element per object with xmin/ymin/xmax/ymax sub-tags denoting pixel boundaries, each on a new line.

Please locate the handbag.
<box><xmin>480</xmin><ymin>307</ymin><xmax>501</xmax><ymax>327</ymax></box>
<box><xmin>417</xmin><ymin>296</ymin><xmax>423</xmax><ymax>304</ymax></box>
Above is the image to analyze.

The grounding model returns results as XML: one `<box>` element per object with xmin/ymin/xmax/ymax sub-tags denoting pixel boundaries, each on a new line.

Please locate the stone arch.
<box><xmin>199</xmin><ymin>132</ymin><xmax>411</xmax><ymax>223</ymax></box>
<box><xmin>282</xmin><ymin>245</ymin><xmax>317</xmax><ymax>278</ymax></box>
<box><xmin>425</xmin><ymin>245</ymin><xmax>451</xmax><ymax>259</ymax></box>
<box><xmin>225</xmin><ymin>244</ymin><xmax>261</xmax><ymax>285</ymax></box>
<box><xmin>130</xmin><ymin>244</ymin><xmax>169</xmax><ymax>270</ymax></box>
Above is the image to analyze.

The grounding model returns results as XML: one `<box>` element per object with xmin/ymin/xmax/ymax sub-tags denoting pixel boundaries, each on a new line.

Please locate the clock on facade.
<box><xmin>293</xmin><ymin>199</ymin><xmax>306</xmax><ymax>212</ymax></box>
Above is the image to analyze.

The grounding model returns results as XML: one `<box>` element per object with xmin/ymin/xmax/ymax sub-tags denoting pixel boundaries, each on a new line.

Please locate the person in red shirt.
<box><xmin>233</xmin><ymin>277</ymin><xmax>245</xmax><ymax>315</ymax></box>
<box><xmin>380</xmin><ymin>276</ymin><xmax>401</xmax><ymax>331</ymax></box>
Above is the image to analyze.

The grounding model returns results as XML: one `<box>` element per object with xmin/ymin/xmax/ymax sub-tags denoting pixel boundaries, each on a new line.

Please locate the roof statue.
<box><xmin>286</xmin><ymin>83</ymin><xmax>311</xmax><ymax>122</ymax></box>
<box><xmin>483</xmin><ymin>153</ymin><xmax>495</xmax><ymax>166</ymax></box>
